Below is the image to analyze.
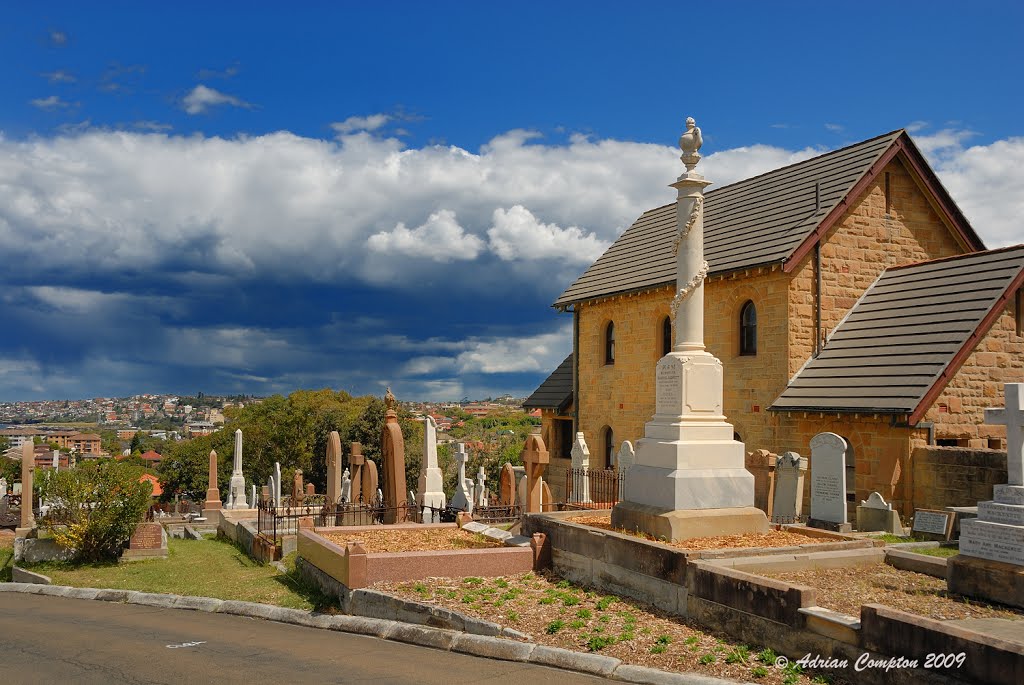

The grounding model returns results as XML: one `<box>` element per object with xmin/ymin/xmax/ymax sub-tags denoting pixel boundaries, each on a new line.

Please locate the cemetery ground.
<box><xmin>20</xmin><ymin>536</ymin><xmax>332</xmax><ymax>610</ymax></box>
<box><xmin>379</xmin><ymin>571</ymin><xmax>823</xmax><ymax>685</ymax></box>
<box><xmin>764</xmin><ymin>563</ymin><xmax>1024</xmax><ymax>621</ymax></box>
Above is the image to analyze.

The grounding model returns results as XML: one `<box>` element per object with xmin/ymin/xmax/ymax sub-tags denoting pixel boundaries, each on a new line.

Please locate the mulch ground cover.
<box><xmin>321</xmin><ymin>527</ymin><xmax>503</xmax><ymax>553</ymax></box>
<box><xmin>378</xmin><ymin>570</ymin><xmax>828</xmax><ymax>684</ymax></box>
<box><xmin>764</xmin><ymin>563</ymin><xmax>1024</xmax><ymax>621</ymax></box>
<box><xmin>566</xmin><ymin>514</ymin><xmax>835</xmax><ymax>551</ymax></box>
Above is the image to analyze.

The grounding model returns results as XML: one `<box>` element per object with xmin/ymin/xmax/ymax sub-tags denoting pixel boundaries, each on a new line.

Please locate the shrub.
<box><xmin>586</xmin><ymin>635</ymin><xmax>615</xmax><ymax>651</ymax></box>
<box><xmin>545</xmin><ymin>620</ymin><xmax>565</xmax><ymax>634</ymax></box>
<box><xmin>39</xmin><ymin>460</ymin><xmax>151</xmax><ymax>563</ymax></box>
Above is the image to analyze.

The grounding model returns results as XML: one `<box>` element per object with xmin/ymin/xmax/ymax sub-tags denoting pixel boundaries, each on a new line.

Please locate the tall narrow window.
<box><xmin>740</xmin><ymin>301</ymin><xmax>757</xmax><ymax>355</ymax></box>
<box><xmin>661</xmin><ymin>316</ymin><xmax>672</xmax><ymax>356</ymax></box>
<box><xmin>604</xmin><ymin>322</ymin><xmax>615</xmax><ymax>365</ymax></box>
<box><xmin>603</xmin><ymin>426</ymin><xmax>614</xmax><ymax>469</ymax></box>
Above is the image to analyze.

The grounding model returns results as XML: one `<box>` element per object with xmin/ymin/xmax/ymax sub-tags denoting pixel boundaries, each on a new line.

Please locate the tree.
<box><xmin>40</xmin><ymin>461</ymin><xmax>151</xmax><ymax>562</ymax></box>
<box><xmin>129</xmin><ymin>432</ymin><xmax>143</xmax><ymax>453</ymax></box>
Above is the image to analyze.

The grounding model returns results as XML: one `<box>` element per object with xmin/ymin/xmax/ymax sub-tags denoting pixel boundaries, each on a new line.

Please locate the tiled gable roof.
<box><xmin>554</xmin><ymin>130</ymin><xmax>983</xmax><ymax>308</ymax></box>
<box><xmin>523</xmin><ymin>355</ymin><xmax>573</xmax><ymax>412</ymax></box>
<box><xmin>770</xmin><ymin>246</ymin><xmax>1024</xmax><ymax>420</ymax></box>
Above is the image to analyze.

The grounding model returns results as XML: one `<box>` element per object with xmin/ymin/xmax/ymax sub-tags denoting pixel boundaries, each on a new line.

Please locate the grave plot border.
<box><xmin>524</xmin><ymin>511</ymin><xmax>1023</xmax><ymax>685</ymax></box>
<box><xmin>296</xmin><ymin>525</ymin><xmax>543</xmax><ymax>590</ymax></box>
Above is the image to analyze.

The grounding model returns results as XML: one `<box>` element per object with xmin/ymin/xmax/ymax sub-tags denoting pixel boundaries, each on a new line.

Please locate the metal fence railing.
<box><xmin>565</xmin><ymin>467</ymin><xmax>624</xmax><ymax>507</ymax></box>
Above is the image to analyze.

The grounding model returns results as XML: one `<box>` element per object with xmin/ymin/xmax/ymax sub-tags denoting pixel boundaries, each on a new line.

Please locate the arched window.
<box><xmin>602</xmin><ymin>426</ymin><xmax>614</xmax><ymax>469</ymax></box>
<box><xmin>661</xmin><ymin>316</ymin><xmax>672</xmax><ymax>356</ymax></box>
<box><xmin>604</xmin><ymin>322</ymin><xmax>615</xmax><ymax>365</ymax></box>
<box><xmin>740</xmin><ymin>301</ymin><xmax>757</xmax><ymax>355</ymax></box>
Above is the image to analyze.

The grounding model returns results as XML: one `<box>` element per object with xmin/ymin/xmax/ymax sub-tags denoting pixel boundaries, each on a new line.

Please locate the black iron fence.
<box><xmin>470</xmin><ymin>503</ymin><xmax>522</xmax><ymax>524</ymax></box>
<box><xmin>565</xmin><ymin>467</ymin><xmax>624</xmax><ymax>507</ymax></box>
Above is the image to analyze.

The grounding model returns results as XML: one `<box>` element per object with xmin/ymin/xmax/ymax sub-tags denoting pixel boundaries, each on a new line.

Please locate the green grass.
<box><xmin>871</xmin><ymin>533</ymin><xmax>929</xmax><ymax>544</ymax></box>
<box><xmin>22</xmin><ymin>537</ymin><xmax>328</xmax><ymax>610</ymax></box>
<box><xmin>912</xmin><ymin>546</ymin><xmax>959</xmax><ymax>558</ymax></box>
<box><xmin>0</xmin><ymin>536</ymin><xmax>13</xmax><ymax>582</ymax></box>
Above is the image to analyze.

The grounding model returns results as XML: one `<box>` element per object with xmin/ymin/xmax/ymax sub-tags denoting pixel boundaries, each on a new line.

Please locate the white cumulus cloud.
<box><xmin>487</xmin><ymin>205</ymin><xmax>609</xmax><ymax>263</ymax></box>
<box><xmin>367</xmin><ymin>209</ymin><xmax>484</xmax><ymax>261</ymax></box>
<box><xmin>182</xmin><ymin>85</ymin><xmax>253</xmax><ymax>115</ymax></box>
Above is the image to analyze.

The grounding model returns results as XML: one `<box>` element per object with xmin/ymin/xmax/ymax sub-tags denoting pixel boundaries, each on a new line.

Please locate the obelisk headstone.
<box><xmin>450</xmin><ymin>443</ymin><xmax>473</xmax><ymax>513</ymax></box>
<box><xmin>570</xmin><ymin>432</ymin><xmax>591</xmax><ymax>503</ymax></box>
<box><xmin>203</xmin><ymin>450</ymin><xmax>222</xmax><ymax>513</ymax></box>
<box><xmin>380</xmin><ymin>388</ymin><xmax>409</xmax><ymax>522</ymax></box>
<box><xmin>808</xmin><ymin>432</ymin><xmax>850</xmax><ymax>531</ymax></box>
<box><xmin>227</xmin><ymin>429</ymin><xmax>247</xmax><ymax>509</ymax></box>
<box><xmin>948</xmin><ymin>383</ymin><xmax>1024</xmax><ymax>608</ymax></box>
<box><xmin>611</xmin><ymin>117</ymin><xmax>767</xmax><ymax>541</ymax></box>
<box><xmin>418</xmin><ymin>416</ymin><xmax>447</xmax><ymax>520</ymax></box>
<box><xmin>17</xmin><ymin>441</ymin><xmax>35</xmax><ymax>534</ymax></box>
<box><xmin>326</xmin><ymin>431</ymin><xmax>342</xmax><ymax>505</ymax></box>
<box><xmin>521</xmin><ymin>428</ymin><xmax>550</xmax><ymax>514</ymax></box>
<box><xmin>273</xmin><ymin>462</ymin><xmax>282</xmax><ymax>506</ymax></box>
<box><xmin>772</xmin><ymin>451</ymin><xmax>808</xmax><ymax>523</ymax></box>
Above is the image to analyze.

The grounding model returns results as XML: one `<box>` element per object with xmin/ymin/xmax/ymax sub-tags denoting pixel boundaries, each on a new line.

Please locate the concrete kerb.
<box><xmin>0</xmin><ymin>581</ymin><xmax>739</xmax><ymax>684</ymax></box>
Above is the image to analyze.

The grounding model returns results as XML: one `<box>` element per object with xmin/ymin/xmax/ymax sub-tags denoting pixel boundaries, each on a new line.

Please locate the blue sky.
<box><xmin>2</xmin><ymin>2</ymin><xmax>1023</xmax><ymax>402</ymax></box>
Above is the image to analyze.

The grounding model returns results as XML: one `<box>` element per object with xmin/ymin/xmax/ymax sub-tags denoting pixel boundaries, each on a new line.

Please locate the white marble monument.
<box><xmin>450</xmin><ymin>443</ymin><xmax>473</xmax><ymax>514</ymax></box>
<box><xmin>808</xmin><ymin>432</ymin><xmax>851</xmax><ymax>531</ymax></box>
<box><xmin>948</xmin><ymin>384</ymin><xmax>1024</xmax><ymax>608</ymax></box>
<box><xmin>417</xmin><ymin>416</ymin><xmax>447</xmax><ymax>519</ymax></box>
<box><xmin>273</xmin><ymin>462</ymin><xmax>282</xmax><ymax>507</ymax></box>
<box><xmin>611</xmin><ymin>118</ymin><xmax>768</xmax><ymax>541</ymax></box>
<box><xmin>570</xmin><ymin>432</ymin><xmax>591</xmax><ymax>504</ymax></box>
<box><xmin>856</xmin><ymin>491</ymin><xmax>904</xmax><ymax>535</ymax></box>
<box><xmin>227</xmin><ymin>429</ymin><xmax>248</xmax><ymax>509</ymax></box>
<box><xmin>476</xmin><ymin>466</ymin><xmax>487</xmax><ymax>508</ymax></box>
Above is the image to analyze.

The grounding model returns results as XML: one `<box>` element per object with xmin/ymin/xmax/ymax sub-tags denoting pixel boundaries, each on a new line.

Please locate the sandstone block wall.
<box><xmin>911</xmin><ymin>446</ymin><xmax>1008</xmax><ymax>510</ymax></box>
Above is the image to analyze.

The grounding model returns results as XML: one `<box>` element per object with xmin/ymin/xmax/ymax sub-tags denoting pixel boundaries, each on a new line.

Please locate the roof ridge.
<box><xmin>706</xmin><ymin>129</ymin><xmax>905</xmax><ymax>195</ymax></box>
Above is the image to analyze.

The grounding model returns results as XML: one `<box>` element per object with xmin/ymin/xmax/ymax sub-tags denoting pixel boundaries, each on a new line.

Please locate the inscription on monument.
<box><xmin>959</xmin><ymin>520</ymin><xmax>1024</xmax><ymax>566</ymax></box>
<box><xmin>656</xmin><ymin>359</ymin><xmax>682</xmax><ymax>415</ymax></box>
<box><xmin>978</xmin><ymin>501</ymin><xmax>1024</xmax><ymax>527</ymax></box>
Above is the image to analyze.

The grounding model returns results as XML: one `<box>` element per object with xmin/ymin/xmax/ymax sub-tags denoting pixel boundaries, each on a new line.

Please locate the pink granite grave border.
<box><xmin>297</xmin><ymin>526</ymin><xmax>540</xmax><ymax>589</ymax></box>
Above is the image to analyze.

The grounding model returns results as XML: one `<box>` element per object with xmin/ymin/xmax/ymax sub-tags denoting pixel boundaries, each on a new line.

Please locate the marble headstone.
<box><xmin>856</xmin><ymin>491</ymin><xmax>905</xmax><ymax>535</ymax></box>
<box><xmin>570</xmin><ymin>432</ymin><xmax>591</xmax><ymax>503</ymax></box>
<box><xmin>809</xmin><ymin>432</ymin><xmax>849</xmax><ymax>530</ymax></box>
<box><xmin>771</xmin><ymin>451</ymin><xmax>807</xmax><ymax>523</ymax></box>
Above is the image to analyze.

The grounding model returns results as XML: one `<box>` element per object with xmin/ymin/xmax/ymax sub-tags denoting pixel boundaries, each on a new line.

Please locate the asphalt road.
<box><xmin>0</xmin><ymin>594</ymin><xmax>611</xmax><ymax>684</ymax></box>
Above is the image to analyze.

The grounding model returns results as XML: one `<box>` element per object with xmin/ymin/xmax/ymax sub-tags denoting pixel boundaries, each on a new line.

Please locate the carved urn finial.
<box><xmin>384</xmin><ymin>386</ymin><xmax>397</xmax><ymax>411</ymax></box>
<box><xmin>679</xmin><ymin>117</ymin><xmax>703</xmax><ymax>172</ymax></box>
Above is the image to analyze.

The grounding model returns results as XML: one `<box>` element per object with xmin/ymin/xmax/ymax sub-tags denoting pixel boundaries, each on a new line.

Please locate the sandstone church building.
<box><xmin>526</xmin><ymin>129</ymin><xmax>1024</xmax><ymax>516</ymax></box>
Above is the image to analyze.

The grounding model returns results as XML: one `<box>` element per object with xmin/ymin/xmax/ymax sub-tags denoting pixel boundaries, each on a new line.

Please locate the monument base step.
<box><xmin>807</xmin><ymin>518</ymin><xmax>853</xmax><ymax>533</ymax></box>
<box><xmin>610</xmin><ymin>501</ymin><xmax>769</xmax><ymax>543</ymax></box>
<box><xmin>947</xmin><ymin>554</ymin><xmax>1024</xmax><ymax>610</ymax></box>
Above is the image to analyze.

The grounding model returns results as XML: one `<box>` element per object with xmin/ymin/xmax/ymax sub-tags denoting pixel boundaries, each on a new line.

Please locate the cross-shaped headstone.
<box><xmin>521</xmin><ymin>429</ymin><xmax>550</xmax><ymax>513</ymax></box>
<box><xmin>349</xmin><ymin>442</ymin><xmax>365</xmax><ymax>504</ymax></box>
<box><xmin>986</xmin><ymin>383</ymin><xmax>1024</xmax><ymax>486</ymax></box>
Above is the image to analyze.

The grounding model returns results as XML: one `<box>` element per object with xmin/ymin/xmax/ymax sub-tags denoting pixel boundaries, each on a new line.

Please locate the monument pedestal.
<box><xmin>612</xmin><ymin>502</ymin><xmax>768</xmax><ymax>542</ymax></box>
<box><xmin>946</xmin><ymin>484</ymin><xmax>1024</xmax><ymax>609</ymax></box>
<box><xmin>947</xmin><ymin>555</ymin><xmax>1024</xmax><ymax>610</ymax></box>
<box><xmin>611</xmin><ymin>352</ymin><xmax>768</xmax><ymax>541</ymax></box>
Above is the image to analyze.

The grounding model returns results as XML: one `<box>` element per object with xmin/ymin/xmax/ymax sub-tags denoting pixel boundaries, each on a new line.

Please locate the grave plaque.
<box><xmin>978</xmin><ymin>500</ymin><xmax>1024</xmax><ymax>527</ymax></box>
<box><xmin>912</xmin><ymin>509</ymin><xmax>955</xmax><ymax>540</ymax></box>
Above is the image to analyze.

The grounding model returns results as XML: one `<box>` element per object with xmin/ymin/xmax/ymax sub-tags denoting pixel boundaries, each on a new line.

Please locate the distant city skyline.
<box><xmin>2</xmin><ymin>2</ymin><xmax>1022</xmax><ymax>402</ymax></box>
